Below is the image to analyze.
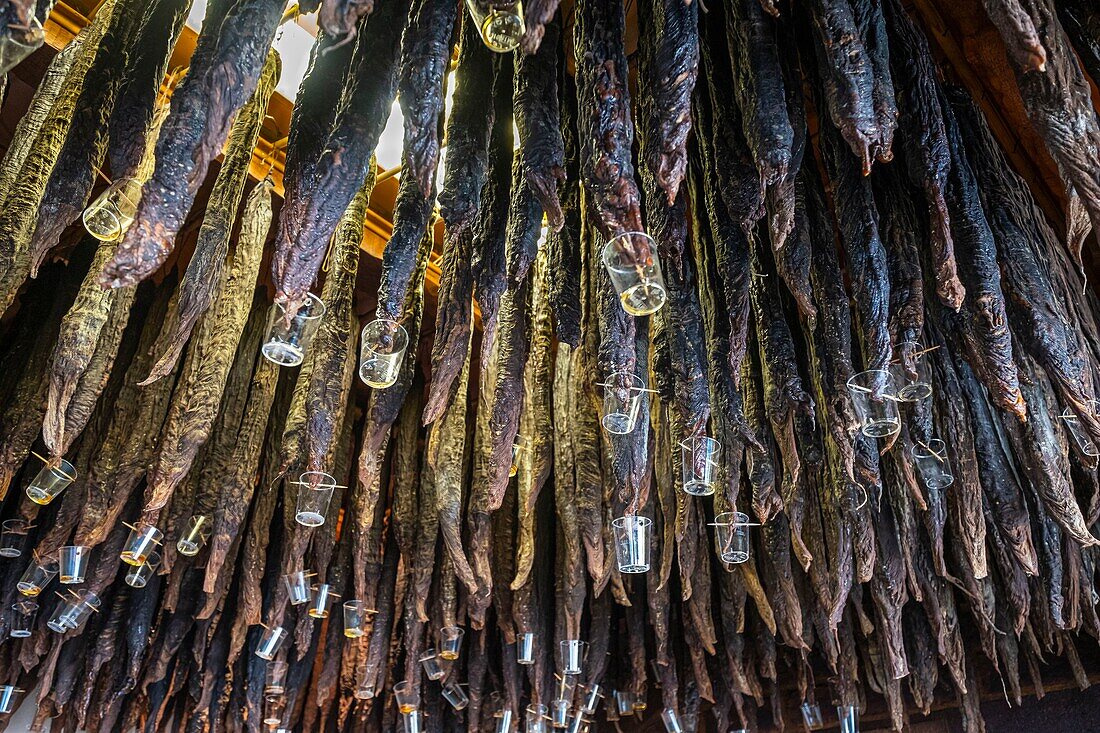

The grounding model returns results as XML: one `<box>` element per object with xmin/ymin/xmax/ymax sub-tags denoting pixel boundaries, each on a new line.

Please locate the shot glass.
<box><xmin>256</xmin><ymin>625</ymin><xmax>287</xmax><ymax>660</ymax></box>
<box><xmin>713</xmin><ymin>512</ymin><xmax>751</xmax><ymax>564</ymax></box>
<box><xmin>47</xmin><ymin>595</ymin><xmax>76</xmax><ymax>634</ymax></box>
<box><xmin>550</xmin><ymin>699</ymin><xmax>570</xmax><ymax>728</ymax></box>
<box><xmin>566</xmin><ymin>715</ymin><xmax>589</xmax><ymax>733</ymax></box>
<box><xmin>294</xmin><ymin>471</ymin><xmax>337</xmax><ymax>527</ymax></box>
<box><xmin>510</xmin><ymin>436</ymin><xmax>526</xmax><ymax>478</ymax></box>
<box><xmin>602</xmin><ymin>232</ymin><xmax>667</xmax><ymax>316</ymax></box>
<box><xmin>800</xmin><ymin>701</ymin><xmax>825</xmax><ymax>729</ymax></box>
<box><xmin>17</xmin><ymin>556</ymin><xmax>59</xmax><ymax>596</ymax></box>
<box><xmin>263</xmin><ymin>694</ymin><xmax>287</xmax><ymax>726</ymax></box>
<box><xmin>265</xmin><ymin>660</ymin><xmax>289</xmax><ymax>694</ymax></box>
<box><xmin>82</xmin><ymin>177</ymin><xmax>142</xmax><ymax>242</ymax></box>
<box><xmin>911</xmin><ymin>438</ymin><xmax>955</xmax><ymax>490</ymax></box>
<box><xmin>26</xmin><ymin>457</ymin><xmax>76</xmax><ymax>505</ymax></box>
<box><xmin>176</xmin><ymin>514</ymin><xmax>211</xmax><ymax>556</ymax></box>
<box><xmin>838</xmin><ymin>704</ymin><xmax>859</xmax><ymax>733</ymax></box>
<box><xmin>261</xmin><ymin>293</ymin><xmax>326</xmax><ymax>367</ymax></box>
<box><xmin>559</xmin><ymin>639</ymin><xmax>587</xmax><ymax>675</ymax></box>
<box><xmin>120</xmin><ymin>522</ymin><xmax>163</xmax><ymax>566</ymax></box>
<box><xmin>124</xmin><ymin>551</ymin><xmax>162</xmax><ymax>588</ymax></box>
<box><xmin>9</xmin><ymin>600</ymin><xmax>37</xmax><ymax>638</ymax></box>
<box><xmin>394</xmin><ymin>680</ymin><xmax>419</xmax><ymax>713</ymax></box>
<box><xmin>354</xmin><ymin>681</ymin><xmax>376</xmax><ymax>700</ymax></box>
<box><xmin>615</xmin><ymin>690</ymin><xmax>634</xmax><ymax>717</ymax></box>
<box><xmin>890</xmin><ymin>342</ymin><xmax>932</xmax><ymax>401</ymax></box>
<box><xmin>0</xmin><ymin>685</ymin><xmax>23</xmax><ymax>714</ymax></box>
<box><xmin>496</xmin><ymin>708</ymin><xmax>516</xmax><ymax>733</ymax></box>
<box><xmin>611</xmin><ymin>515</ymin><xmax>651</xmax><ymax>574</ymax></box>
<box><xmin>359</xmin><ymin>318</ymin><xmax>409</xmax><ymax>389</ymax></box>
<box><xmin>402</xmin><ymin>710</ymin><xmax>423</xmax><ymax>733</ymax></box>
<box><xmin>516</xmin><ymin>631</ymin><xmax>536</xmax><ymax>665</ymax></box>
<box><xmin>0</xmin><ymin>519</ymin><xmax>30</xmax><ymax>558</ymax></box>
<box><xmin>58</xmin><ymin>545</ymin><xmax>90</xmax><ymax>584</ymax></box>
<box><xmin>442</xmin><ymin>681</ymin><xmax>469</xmax><ymax>710</ymax></box>
<box><xmin>580</xmin><ymin>684</ymin><xmax>602</xmax><ymax>715</ymax></box>
<box><xmin>439</xmin><ymin>625</ymin><xmax>464</xmax><ymax>660</ymax></box>
<box><xmin>600</xmin><ymin>371</ymin><xmax>646</xmax><ymax>435</ymax></box>
<box><xmin>0</xmin><ymin>16</ymin><xmax>43</xmax><ymax>75</ymax></box>
<box><xmin>527</xmin><ymin>703</ymin><xmax>548</xmax><ymax>733</ymax></box>
<box><xmin>846</xmin><ymin>369</ymin><xmax>901</xmax><ymax>438</ymax></box>
<box><xmin>1059</xmin><ymin>402</ymin><xmax>1100</xmax><ymax>458</ymax></box>
<box><xmin>681</xmin><ymin>437</ymin><xmax>721</xmax><ymax>496</ymax></box>
<box><xmin>465</xmin><ymin>0</ymin><xmax>525</xmax><ymax>52</ymax></box>
<box><xmin>661</xmin><ymin>707</ymin><xmax>683</xmax><ymax>733</ymax></box>
<box><xmin>59</xmin><ymin>589</ymin><xmax>100</xmax><ymax>631</ymax></box>
<box><xmin>343</xmin><ymin>600</ymin><xmax>369</xmax><ymax>638</ymax></box>
<box><xmin>420</xmin><ymin>648</ymin><xmax>446</xmax><ymax>680</ymax></box>
<box><xmin>309</xmin><ymin>583</ymin><xmax>337</xmax><ymax>618</ymax></box>
<box><xmin>283</xmin><ymin>570</ymin><xmax>313</xmax><ymax>605</ymax></box>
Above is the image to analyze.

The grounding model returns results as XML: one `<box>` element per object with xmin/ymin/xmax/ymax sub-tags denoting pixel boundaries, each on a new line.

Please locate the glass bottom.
<box><xmin>480</xmin><ymin>13</ymin><xmax>523</xmax><ymax>52</ymax></box>
<box><xmin>256</xmin><ymin>650</ymin><xmax>276</xmax><ymax>661</ymax></box>
<box><xmin>398</xmin><ymin>704</ymin><xmax>417</xmax><ymax>715</ymax></box>
<box><xmin>601</xmin><ymin>413</ymin><xmax>637</xmax><ymax>435</ymax></box>
<box><xmin>15</xmin><ymin>583</ymin><xmax>40</xmax><ymax>596</ymax></box>
<box><xmin>125</xmin><ymin>574</ymin><xmax>148</xmax><ymax>588</ymax></box>
<box><xmin>925</xmin><ymin>476</ymin><xmax>954</xmax><ymax>490</ymax></box>
<box><xmin>0</xmin><ymin>548</ymin><xmax>22</xmax><ymax>558</ymax></box>
<box><xmin>82</xmin><ymin>205</ymin><xmax>124</xmax><ymax>242</ymax></box>
<box><xmin>619</xmin><ymin>282</ymin><xmax>667</xmax><ymax>316</ymax></box>
<box><xmin>682</xmin><ymin>480</ymin><xmax>715</xmax><ymax>496</ymax></box>
<box><xmin>344</xmin><ymin>629</ymin><xmax>365</xmax><ymax>639</ymax></box>
<box><xmin>618</xmin><ymin>562</ymin><xmax>650</xmax><ymax>574</ymax></box>
<box><xmin>295</xmin><ymin>511</ymin><xmax>325</xmax><ymax>527</ymax></box>
<box><xmin>562</xmin><ymin>666</ymin><xmax>581</xmax><ymax>676</ymax></box>
<box><xmin>59</xmin><ymin>575</ymin><xmax>84</xmax><ymax>585</ymax></box>
<box><xmin>263</xmin><ymin>717</ymin><xmax>281</xmax><ymax>726</ymax></box>
<box><xmin>308</xmin><ymin>609</ymin><xmax>328</xmax><ymax>619</ymax></box>
<box><xmin>439</xmin><ymin>650</ymin><xmax>458</xmax><ymax>661</ymax></box>
<box><xmin>47</xmin><ymin>620</ymin><xmax>68</xmax><ymax>633</ymax></box>
<box><xmin>360</xmin><ymin>361</ymin><xmax>398</xmax><ymax>389</ymax></box>
<box><xmin>262</xmin><ymin>340</ymin><xmax>304</xmax><ymax>367</ymax></box>
<box><xmin>518</xmin><ymin>657</ymin><xmax>535</xmax><ymax>666</ymax></box>
<box><xmin>26</xmin><ymin>487</ymin><xmax>55</xmax><ymax>505</ymax></box>
<box><xmin>860</xmin><ymin>419</ymin><xmax>900</xmax><ymax>438</ymax></box>
<box><xmin>9</xmin><ymin>630</ymin><xmax>30</xmax><ymax>638</ymax></box>
<box><xmin>897</xmin><ymin>383</ymin><xmax>932</xmax><ymax>401</ymax></box>
<box><xmin>721</xmin><ymin>550</ymin><xmax>749</xmax><ymax>564</ymax></box>
<box><xmin>119</xmin><ymin>551</ymin><xmax>147</xmax><ymax>567</ymax></box>
<box><xmin>177</xmin><ymin>540</ymin><xmax>201</xmax><ymax>556</ymax></box>
<box><xmin>266</xmin><ymin>685</ymin><xmax>285</xmax><ymax>695</ymax></box>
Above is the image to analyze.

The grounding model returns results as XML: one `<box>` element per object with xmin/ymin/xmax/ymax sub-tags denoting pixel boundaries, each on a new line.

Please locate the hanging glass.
<box><xmin>394</xmin><ymin>680</ymin><xmax>419</xmax><ymax>713</ymax></box>
<box><xmin>889</xmin><ymin>342</ymin><xmax>933</xmax><ymax>401</ymax></box>
<box><xmin>713</xmin><ymin>512</ymin><xmax>752</xmax><ymax>564</ymax></box>
<box><xmin>420</xmin><ymin>648</ymin><xmax>446</xmax><ymax>681</ymax></box>
<box><xmin>439</xmin><ymin>625</ymin><xmax>465</xmax><ymax>660</ymax></box>
<box><xmin>681</xmin><ymin>437</ymin><xmax>721</xmax><ymax>496</ymax></box>
<box><xmin>495</xmin><ymin>708</ymin><xmax>516</xmax><ymax>733</ymax></box>
<box><xmin>261</xmin><ymin>293</ymin><xmax>326</xmax><ymax>367</ymax></box>
<box><xmin>0</xmin><ymin>15</ymin><xmax>44</xmax><ymax>75</ymax></box>
<box><xmin>838</xmin><ymin>704</ymin><xmax>859</xmax><ymax>733</ymax></box>
<box><xmin>0</xmin><ymin>685</ymin><xmax>23</xmax><ymax>715</ymax></box>
<box><xmin>910</xmin><ymin>438</ymin><xmax>955</xmax><ymax>490</ymax></box>
<box><xmin>579</xmin><ymin>684</ymin><xmax>602</xmax><ymax>715</ymax></box>
<box><xmin>611</xmin><ymin>515</ymin><xmax>651</xmax><ymax>574</ymax></box>
<box><xmin>559</xmin><ymin>639</ymin><xmax>587</xmax><ymax>675</ymax></box>
<box><xmin>256</xmin><ymin>625</ymin><xmax>288</xmax><ymax>660</ymax></box>
<box><xmin>464</xmin><ymin>0</ymin><xmax>525</xmax><ymax>53</ymax></box>
<box><xmin>58</xmin><ymin>545</ymin><xmax>90</xmax><ymax>584</ymax></box>
<box><xmin>263</xmin><ymin>694</ymin><xmax>287</xmax><ymax>726</ymax></box>
<box><xmin>516</xmin><ymin>631</ymin><xmax>536</xmax><ymax>665</ymax></box>
<box><xmin>846</xmin><ymin>370</ymin><xmax>901</xmax><ymax>438</ymax></box>
<box><xmin>526</xmin><ymin>703</ymin><xmax>548</xmax><ymax>733</ymax></box>
<box><xmin>120</xmin><ymin>522</ymin><xmax>163</xmax><ymax>566</ymax></box>
<box><xmin>600</xmin><ymin>371</ymin><xmax>647</xmax><ymax>435</ymax></box>
<box><xmin>26</xmin><ymin>457</ymin><xmax>76</xmax><ymax>505</ymax></box>
<box><xmin>176</xmin><ymin>514</ymin><xmax>211</xmax><ymax>556</ymax></box>
<box><xmin>124</xmin><ymin>551</ymin><xmax>162</xmax><ymax>588</ymax></box>
<box><xmin>359</xmin><ymin>318</ymin><xmax>409</xmax><ymax>389</ymax></box>
<box><xmin>660</xmin><ymin>708</ymin><xmax>684</xmax><ymax>733</ymax></box>
<box><xmin>0</xmin><ymin>519</ymin><xmax>30</xmax><ymax>558</ymax></box>
<box><xmin>614</xmin><ymin>690</ymin><xmax>634</xmax><ymax>717</ymax></box>
<box><xmin>293</xmin><ymin>471</ymin><xmax>337</xmax><ymax>527</ymax></box>
<box><xmin>442</xmin><ymin>681</ymin><xmax>469</xmax><ymax>710</ymax></box>
<box><xmin>602</xmin><ymin>231</ymin><xmax>667</xmax><ymax>316</ymax></box>
<box><xmin>265</xmin><ymin>660</ymin><xmax>289</xmax><ymax>694</ymax></box>
<box><xmin>1059</xmin><ymin>401</ymin><xmax>1100</xmax><ymax>458</ymax></box>
<box><xmin>83</xmin><ymin>177</ymin><xmax>143</xmax><ymax>242</ymax></box>
<box><xmin>550</xmin><ymin>699</ymin><xmax>570</xmax><ymax>729</ymax></box>
<box><xmin>16</xmin><ymin>555</ymin><xmax>59</xmax><ymax>596</ymax></box>
<box><xmin>402</xmin><ymin>710</ymin><xmax>423</xmax><ymax>733</ymax></box>
<box><xmin>800</xmin><ymin>701</ymin><xmax>825</xmax><ymax>729</ymax></box>
<box><xmin>283</xmin><ymin>570</ymin><xmax>313</xmax><ymax>605</ymax></box>
<box><xmin>343</xmin><ymin>600</ymin><xmax>369</xmax><ymax>638</ymax></box>
<box><xmin>9</xmin><ymin>600</ymin><xmax>37</xmax><ymax>638</ymax></box>
<box><xmin>309</xmin><ymin>583</ymin><xmax>337</xmax><ymax>618</ymax></box>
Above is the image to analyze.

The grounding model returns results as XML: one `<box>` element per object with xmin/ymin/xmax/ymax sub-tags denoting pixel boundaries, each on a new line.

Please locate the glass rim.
<box><xmin>611</xmin><ymin>515</ymin><xmax>652</xmax><ymax>529</ymax></box>
<box><xmin>273</xmin><ymin>292</ymin><xmax>326</xmax><ymax>320</ymax></box>
<box><xmin>295</xmin><ymin>471</ymin><xmax>338</xmax><ymax>489</ymax></box>
<box><xmin>679</xmin><ymin>436</ymin><xmax>721</xmax><ymax>452</ymax></box>
<box><xmin>36</xmin><ymin>456</ymin><xmax>76</xmax><ymax>481</ymax></box>
<box><xmin>911</xmin><ymin>439</ymin><xmax>947</xmax><ymax>459</ymax></box>
<box><xmin>2</xmin><ymin>519</ymin><xmax>28</xmax><ymax>530</ymax></box>
<box><xmin>601</xmin><ymin>370</ymin><xmax>647</xmax><ymax>393</ymax></box>
<box><xmin>441</xmin><ymin>625</ymin><xmax>464</xmax><ymax>636</ymax></box>
<box><xmin>714</xmin><ymin>511</ymin><xmax>751</xmax><ymax>525</ymax></box>
<box><xmin>362</xmin><ymin>318</ymin><xmax>409</xmax><ymax>349</ymax></box>
<box><xmin>846</xmin><ymin>369</ymin><xmax>894</xmax><ymax>393</ymax></box>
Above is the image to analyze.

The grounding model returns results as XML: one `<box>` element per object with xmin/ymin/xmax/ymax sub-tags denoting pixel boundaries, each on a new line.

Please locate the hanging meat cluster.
<box><xmin>1</xmin><ymin>0</ymin><xmax>1100</xmax><ymax>730</ymax></box>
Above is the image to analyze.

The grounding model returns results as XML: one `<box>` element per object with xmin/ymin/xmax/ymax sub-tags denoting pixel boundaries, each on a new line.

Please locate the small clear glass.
<box><xmin>419</xmin><ymin>648</ymin><xmax>445</xmax><ymax>680</ymax></box>
<box><xmin>265</xmin><ymin>660</ymin><xmax>289</xmax><ymax>694</ymax></box>
<box><xmin>176</xmin><ymin>514</ymin><xmax>211</xmax><ymax>556</ymax></box>
<box><xmin>527</xmin><ymin>703</ymin><xmax>548</xmax><ymax>733</ymax></box>
<box><xmin>550</xmin><ymin>699</ymin><xmax>570</xmax><ymax>728</ymax></box>
<box><xmin>611</xmin><ymin>515</ymin><xmax>651</xmax><ymax>574</ymax></box>
<box><xmin>82</xmin><ymin>177</ymin><xmax>143</xmax><ymax>242</ymax></box>
<box><xmin>439</xmin><ymin>625</ymin><xmax>464</xmax><ymax>660</ymax></box>
<box><xmin>53</xmin><ymin>589</ymin><xmax>99</xmax><ymax>631</ymax></box>
<box><xmin>256</xmin><ymin>625</ymin><xmax>287</xmax><ymax>660</ymax></box>
<box><xmin>681</xmin><ymin>437</ymin><xmax>721</xmax><ymax>496</ymax></box>
<box><xmin>801</xmin><ymin>701</ymin><xmax>825</xmax><ymax>729</ymax></box>
<box><xmin>580</xmin><ymin>684</ymin><xmax>602</xmax><ymax>715</ymax></box>
<box><xmin>442</xmin><ymin>681</ymin><xmax>469</xmax><ymax>710</ymax></box>
<box><xmin>661</xmin><ymin>708</ymin><xmax>683</xmax><ymax>733</ymax></box>
<box><xmin>838</xmin><ymin>704</ymin><xmax>859</xmax><ymax>733</ymax></box>
<box><xmin>9</xmin><ymin>600</ymin><xmax>37</xmax><ymax>638</ymax></box>
<box><xmin>713</xmin><ymin>512</ymin><xmax>751</xmax><ymax>564</ymax></box>
<box><xmin>263</xmin><ymin>694</ymin><xmax>287</xmax><ymax>726</ymax></box>
<box><xmin>402</xmin><ymin>710</ymin><xmax>423</xmax><ymax>733</ymax></box>
<box><xmin>58</xmin><ymin>545</ymin><xmax>89</xmax><ymax>584</ymax></box>
<box><xmin>294</xmin><ymin>471</ymin><xmax>337</xmax><ymax>527</ymax></box>
<box><xmin>600</xmin><ymin>371</ymin><xmax>647</xmax><ymax>435</ymax></box>
<box><xmin>465</xmin><ymin>0</ymin><xmax>525</xmax><ymax>52</ymax></box>
<box><xmin>0</xmin><ymin>519</ymin><xmax>30</xmax><ymax>558</ymax></box>
<box><xmin>847</xmin><ymin>369</ymin><xmax>901</xmax><ymax>438</ymax></box>
<box><xmin>0</xmin><ymin>16</ymin><xmax>44</xmax><ymax>75</ymax></box>
<box><xmin>120</xmin><ymin>522</ymin><xmax>163</xmax><ymax>566</ymax></box>
<box><xmin>124</xmin><ymin>550</ymin><xmax>162</xmax><ymax>588</ymax></box>
<box><xmin>517</xmin><ymin>631</ymin><xmax>535</xmax><ymax>664</ymax></box>
<box><xmin>1059</xmin><ymin>401</ymin><xmax>1100</xmax><ymax>457</ymax></box>
<box><xmin>359</xmin><ymin>319</ymin><xmax>409</xmax><ymax>389</ymax></box>
<box><xmin>602</xmin><ymin>232</ymin><xmax>667</xmax><ymax>316</ymax></box>
<box><xmin>510</xmin><ymin>436</ymin><xmax>526</xmax><ymax>478</ymax></box>
<box><xmin>559</xmin><ymin>639</ymin><xmax>587</xmax><ymax>675</ymax></box>
<box><xmin>890</xmin><ymin>342</ymin><xmax>932</xmax><ymax>401</ymax></box>
<box><xmin>26</xmin><ymin>457</ymin><xmax>76</xmax><ymax>505</ymax></box>
<box><xmin>354</xmin><ymin>681</ymin><xmax>376</xmax><ymax>700</ymax></box>
<box><xmin>17</xmin><ymin>555</ymin><xmax>59</xmax><ymax>596</ymax></box>
<box><xmin>283</xmin><ymin>570</ymin><xmax>313</xmax><ymax>605</ymax></box>
<box><xmin>566</xmin><ymin>715</ymin><xmax>589</xmax><ymax>733</ymax></box>
<box><xmin>911</xmin><ymin>438</ymin><xmax>954</xmax><ymax>490</ymax></box>
<box><xmin>615</xmin><ymin>690</ymin><xmax>634</xmax><ymax>716</ymax></box>
<box><xmin>309</xmin><ymin>583</ymin><xmax>337</xmax><ymax>618</ymax></box>
<box><xmin>496</xmin><ymin>708</ymin><xmax>516</xmax><ymax>733</ymax></box>
<box><xmin>344</xmin><ymin>600</ymin><xmax>369</xmax><ymax>638</ymax></box>
<box><xmin>394</xmin><ymin>680</ymin><xmax>419</xmax><ymax>713</ymax></box>
<box><xmin>0</xmin><ymin>685</ymin><xmax>23</xmax><ymax>714</ymax></box>
<box><xmin>47</xmin><ymin>595</ymin><xmax>76</xmax><ymax>633</ymax></box>
<box><xmin>262</xmin><ymin>293</ymin><xmax>326</xmax><ymax>367</ymax></box>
